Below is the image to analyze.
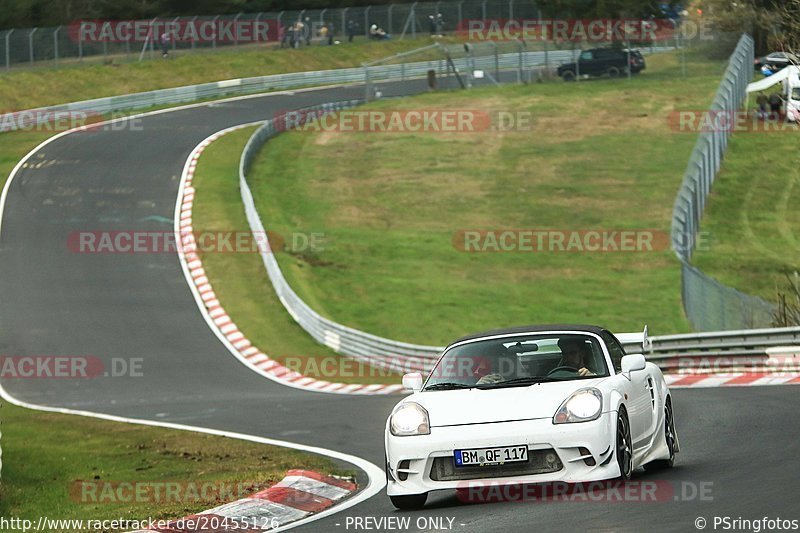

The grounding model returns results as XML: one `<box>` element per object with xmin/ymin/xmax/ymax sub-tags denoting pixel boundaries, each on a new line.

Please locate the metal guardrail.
<box><xmin>0</xmin><ymin>47</ymin><xmax>591</xmax><ymax>134</ymax></box>
<box><xmin>648</xmin><ymin>327</ymin><xmax>800</xmax><ymax>372</ymax></box>
<box><xmin>670</xmin><ymin>34</ymin><xmax>778</xmax><ymax>331</ymax></box>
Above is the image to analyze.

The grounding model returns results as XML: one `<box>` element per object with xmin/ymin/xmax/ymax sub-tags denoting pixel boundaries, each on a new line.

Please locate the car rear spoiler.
<box><xmin>615</xmin><ymin>325</ymin><xmax>650</xmax><ymax>354</ymax></box>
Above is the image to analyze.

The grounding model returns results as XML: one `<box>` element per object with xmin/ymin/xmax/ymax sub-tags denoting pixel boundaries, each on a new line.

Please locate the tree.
<box><xmin>773</xmin><ymin>0</ymin><xmax>800</xmax><ymax>54</ymax></box>
<box><xmin>693</xmin><ymin>0</ymin><xmax>791</xmax><ymax>54</ymax></box>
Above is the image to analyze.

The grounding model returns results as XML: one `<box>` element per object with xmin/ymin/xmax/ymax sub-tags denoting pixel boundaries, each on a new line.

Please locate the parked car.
<box><xmin>754</xmin><ymin>52</ymin><xmax>799</xmax><ymax>74</ymax></box>
<box><xmin>384</xmin><ymin>324</ymin><xmax>679</xmax><ymax>510</ymax></box>
<box><xmin>557</xmin><ymin>48</ymin><xmax>646</xmax><ymax>81</ymax></box>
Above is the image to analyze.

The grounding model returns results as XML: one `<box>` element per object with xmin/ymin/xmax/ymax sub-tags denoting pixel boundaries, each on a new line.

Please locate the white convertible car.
<box><xmin>385</xmin><ymin>325</ymin><xmax>679</xmax><ymax>509</ymax></box>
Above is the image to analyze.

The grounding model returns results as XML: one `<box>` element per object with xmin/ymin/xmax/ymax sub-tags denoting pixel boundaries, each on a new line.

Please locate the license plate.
<box><xmin>454</xmin><ymin>445</ymin><xmax>528</xmax><ymax>467</ymax></box>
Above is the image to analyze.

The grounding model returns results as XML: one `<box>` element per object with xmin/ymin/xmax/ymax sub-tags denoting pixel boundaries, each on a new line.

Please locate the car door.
<box><xmin>578</xmin><ymin>50</ymin><xmax>594</xmax><ymax>76</ymax></box>
<box><xmin>602</xmin><ymin>331</ymin><xmax>654</xmax><ymax>451</ymax></box>
<box><xmin>597</xmin><ymin>49</ymin><xmax>614</xmax><ymax>74</ymax></box>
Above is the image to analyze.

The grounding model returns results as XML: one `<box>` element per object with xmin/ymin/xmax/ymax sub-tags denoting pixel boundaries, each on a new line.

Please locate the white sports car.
<box><xmin>385</xmin><ymin>325</ymin><xmax>679</xmax><ymax>510</ymax></box>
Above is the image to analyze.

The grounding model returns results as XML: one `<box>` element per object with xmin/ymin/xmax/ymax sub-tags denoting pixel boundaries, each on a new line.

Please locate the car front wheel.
<box><xmin>645</xmin><ymin>397</ymin><xmax>677</xmax><ymax>471</ymax></box>
<box><xmin>390</xmin><ymin>493</ymin><xmax>428</xmax><ymax>510</ymax></box>
<box><xmin>616</xmin><ymin>409</ymin><xmax>633</xmax><ymax>480</ymax></box>
<box><xmin>561</xmin><ymin>70</ymin><xmax>576</xmax><ymax>82</ymax></box>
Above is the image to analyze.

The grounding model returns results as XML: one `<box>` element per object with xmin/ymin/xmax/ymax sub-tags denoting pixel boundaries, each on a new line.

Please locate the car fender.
<box><xmin>604</xmin><ymin>387</ymin><xmax>626</xmax><ymax>417</ymax></box>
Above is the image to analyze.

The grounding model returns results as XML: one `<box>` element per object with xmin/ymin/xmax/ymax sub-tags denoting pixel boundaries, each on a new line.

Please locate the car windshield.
<box><xmin>423</xmin><ymin>333</ymin><xmax>610</xmax><ymax>390</ymax></box>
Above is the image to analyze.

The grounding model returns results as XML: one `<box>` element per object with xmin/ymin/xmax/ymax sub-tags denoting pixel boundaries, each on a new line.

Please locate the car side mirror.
<box><xmin>402</xmin><ymin>372</ymin><xmax>423</xmax><ymax>391</ymax></box>
<box><xmin>621</xmin><ymin>354</ymin><xmax>647</xmax><ymax>373</ymax></box>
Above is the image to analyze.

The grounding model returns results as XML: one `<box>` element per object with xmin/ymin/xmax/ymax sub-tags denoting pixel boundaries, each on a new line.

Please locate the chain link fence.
<box><xmin>0</xmin><ymin>0</ymin><xmax>684</xmax><ymax>69</ymax></box>
<box><xmin>363</xmin><ymin>40</ymin><xmax>675</xmax><ymax>99</ymax></box>
<box><xmin>671</xmin><ymin>33</ymin><xmax>778</xmax><ymax>331</ymax></box>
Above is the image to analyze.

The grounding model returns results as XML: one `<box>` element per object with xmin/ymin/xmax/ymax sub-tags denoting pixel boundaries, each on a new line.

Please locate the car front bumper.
<box><xmin>385</xmin><ymin>411</ymin><xmax>620</xmax><ymax>496</ymax></box>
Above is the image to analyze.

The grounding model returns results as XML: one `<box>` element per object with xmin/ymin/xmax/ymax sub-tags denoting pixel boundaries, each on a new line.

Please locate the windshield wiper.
<box><xmin>423</xmin><ymin>382</ymin><xmax>474</xmax><ymax>391</ymax></box>
<box><xmin>476</xmin><ymin>376</ymin><xmax>558</xmax><ymax>388</ymax></box>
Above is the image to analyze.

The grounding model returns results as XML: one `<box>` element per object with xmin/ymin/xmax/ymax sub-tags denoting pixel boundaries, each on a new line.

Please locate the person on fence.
<box><xmin>318</xmin><ymin>24</ymin><xmax>328</xmax><ymax>45</ymax></box>
<box><xmin>369</xmin><ymin>24</ymin><xmax>390</xmax><ymax>40</ymax></box>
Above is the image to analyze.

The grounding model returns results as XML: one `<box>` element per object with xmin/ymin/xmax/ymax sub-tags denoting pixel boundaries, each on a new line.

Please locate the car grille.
<box><xmin>429</xmin><ymin>448</ymin><xmax>563</xmax><ymax>482</ymax></box>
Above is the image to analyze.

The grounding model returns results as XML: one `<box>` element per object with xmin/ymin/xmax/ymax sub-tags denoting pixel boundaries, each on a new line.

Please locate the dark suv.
<box><xmin>557</xmin><ymin>48</ymin><xmax>645</xmax><ymax>81</ymax></box>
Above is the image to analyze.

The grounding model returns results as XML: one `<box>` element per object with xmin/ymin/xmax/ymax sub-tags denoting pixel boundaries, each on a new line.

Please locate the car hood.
<box><xmin>415</xmin><ymin>378</ymin><xmax>606</xmax><ymax>427</ymax></box>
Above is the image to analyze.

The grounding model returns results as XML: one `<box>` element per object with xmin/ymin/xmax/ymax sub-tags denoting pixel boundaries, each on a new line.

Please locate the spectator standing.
<box><xmin>159</xmin><ymin>32</ymin><xmax>170</xmax><ymax>58</ymax></box>
<box><xmin>280</xmin><ymin>24</ymin><xmax>293</xmax><ymax>48</ymax></box>
<box><xmin>756</xmin><ymin>93</ymin><xmax>768</xmax><ymax>119</ymax></box>
<box><xmin>327</xmin><ymin>21</ymin><xmax>335</xmax><ymax>45</ymax></box>
<box><xmin>293</xmin><ymin>21</ymin><xmax>304</xmax><ymax>48</ymax></box>
<box><xmin>768</xmin><ymin>92</ymin><xmax>783</xmax><ymax>119</ymax></box>
<box><xmin>346</xmin><ymin>19</ymin><xmax>358</xmax><ymax>42</ymax></box>
<box><xmin>304</xmin><ymin>17</ymin><xmax>312</xmax><ymax>46</ymax></box>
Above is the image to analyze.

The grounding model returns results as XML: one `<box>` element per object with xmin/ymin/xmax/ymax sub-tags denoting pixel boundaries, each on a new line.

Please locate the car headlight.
<box><xmin>553</xmin><ymin>388</ymin><xmax>603</xmax><ymax>424</ymax></box>
<box><xmin>390</xmin><ymin>402</ymin><xmax>430</xmax><ymax>436</ymax></box>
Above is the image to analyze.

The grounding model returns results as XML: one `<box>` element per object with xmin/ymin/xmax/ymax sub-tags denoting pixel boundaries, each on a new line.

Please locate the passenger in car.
<box><xmin>474</xmin><ymin>345</ymin><xmax>520</xmax><ymax>384</ymax></box>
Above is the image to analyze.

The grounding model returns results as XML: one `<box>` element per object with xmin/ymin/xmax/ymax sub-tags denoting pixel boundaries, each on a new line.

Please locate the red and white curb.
<box><xmin>176</xmin><ymin>126</ymin><xmax>404</xmax><ymax>396</ymax></box>
<box><xmin>664</xmin><ymin>372</ymin><xmax>800</xmax><ymax>388</ymax></box>
<box><xmin>130</xmin><ymin>469</ymin><xmax>356</xmax><ymax>532</ymax></box>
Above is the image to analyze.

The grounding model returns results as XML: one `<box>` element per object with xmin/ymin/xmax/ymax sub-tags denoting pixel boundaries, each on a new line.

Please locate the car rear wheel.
<box><xmin>645</xmin><ymin>398</ymin><xmax>677</xmax><ymax>471</ymax></box>
<box><xmin>390</xmin><ymin>493</ymin><xmax>428</xmax><ymax>510</ymax></box>
<box><xmin>561</xmin><ymin>70</ymin><xmax>576</xmax><ymax>82</ymax></box>
<box><xmin>616</xmin><ymin>409</ymin><xmax>633</xmax><ymax>480</ymax></box>
<box><xmin>607</xmin><ymin>66</ymin><xmax>620</xmax><ymax>78</ymax></box>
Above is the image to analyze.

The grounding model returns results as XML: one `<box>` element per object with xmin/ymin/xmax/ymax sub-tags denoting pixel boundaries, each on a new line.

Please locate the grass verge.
<box><xmin>244</xmin><ymin>51</ymin><xmax>728</xmax><ymax>344</ymax></box>
<box><xmin>0</xmin><ymin>37</ymin><xmax>458</xmax><ymax>112</ymax></box>
<box><xmin>191</xmin><ymin>128</ymin><xmax>402</xmax><ymax>384</ymax></box>
<box><xmin>692</xmin><ymin>129</ymin><xmax>800</xmax><ymax>300</ymax></box>
<box><xmin>0</xmin><ymin>402</ymin><xmax>350</xmax><ymax>527</ymax></box>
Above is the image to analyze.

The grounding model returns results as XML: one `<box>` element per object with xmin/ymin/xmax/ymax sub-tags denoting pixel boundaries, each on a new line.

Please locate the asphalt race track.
<box><xmin>1</xmin><ymin>80</ymin><xmax>799</xmax><ymax>532</ymax></box>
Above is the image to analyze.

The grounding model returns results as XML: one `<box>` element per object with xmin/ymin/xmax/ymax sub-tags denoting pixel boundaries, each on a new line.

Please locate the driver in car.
<box><xmin>557</xmin><ymin>338</ymin><xmax>597</xmax><ymax>377</ymax></box>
